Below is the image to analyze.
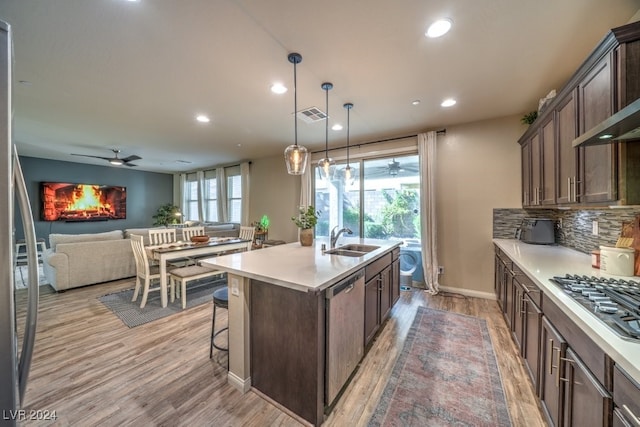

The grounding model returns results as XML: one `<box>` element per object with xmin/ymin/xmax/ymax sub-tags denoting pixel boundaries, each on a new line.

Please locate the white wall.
<box><xmin>248</xmin><ymin>155</ymin><xmax>301</xmax><ymax>243</ymax></box>
<box><xmin>436</xmin><ymin>114</ymin><xmax>523</xmax><ymax>297</ymax></box>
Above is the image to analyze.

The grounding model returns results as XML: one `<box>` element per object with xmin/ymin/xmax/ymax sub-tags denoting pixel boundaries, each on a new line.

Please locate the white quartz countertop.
<box><xmin>200</xmin><ymin>237</ymin><xmax>401</xmax><ymax>293</ymax></box>
<box><xmin>493</xmin><ymin>239</ymin><xmax>640</xmax><ymax>384</ymax></box>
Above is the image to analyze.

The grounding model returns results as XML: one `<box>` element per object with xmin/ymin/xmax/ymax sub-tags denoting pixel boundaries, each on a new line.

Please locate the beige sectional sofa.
<box><xmin>42</xmin><ymin>224</ymin><xmax>241</xmax><ymax>291</ymax></box>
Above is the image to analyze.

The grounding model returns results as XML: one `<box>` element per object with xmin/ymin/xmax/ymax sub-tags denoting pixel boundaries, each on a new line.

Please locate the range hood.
<box><xmin>573</xmin><ymin>97</ymin><xmax>640</xmax><ymax>147</ymax></box>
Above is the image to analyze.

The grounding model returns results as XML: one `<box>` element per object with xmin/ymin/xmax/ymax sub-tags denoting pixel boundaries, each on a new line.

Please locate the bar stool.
<box><xmin>209</xmin><ymin>286</ymin><xmax>229</xmax><ymax>366</ymax></box>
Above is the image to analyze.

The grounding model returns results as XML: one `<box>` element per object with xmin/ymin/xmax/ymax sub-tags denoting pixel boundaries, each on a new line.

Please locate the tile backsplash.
<box><xmin>493</xmin><ymin>208</ymin><xmax>640</xmax><ymax>254</ymax></box>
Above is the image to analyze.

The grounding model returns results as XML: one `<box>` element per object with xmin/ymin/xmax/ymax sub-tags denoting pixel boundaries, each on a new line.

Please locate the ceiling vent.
<box><xmin>297</xmin><ymin>106</ymin><xmax>327</xmax><ymax>123</ymax></box>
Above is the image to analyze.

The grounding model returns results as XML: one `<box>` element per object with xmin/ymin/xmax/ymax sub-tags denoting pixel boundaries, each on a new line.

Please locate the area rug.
<box><xmin>368</xmin><ymin>307</ymin><xmax>512</xmax><ymax>427</ymax></box>
<box><xmin>98</xmin><ymin>277</ymin><xmax>226</xmax><ymax>328</ymax></box>
<box><xmin>14</xmin><ymin>264</ymin><xmax>48</xmax><ymax>289</ymax></box>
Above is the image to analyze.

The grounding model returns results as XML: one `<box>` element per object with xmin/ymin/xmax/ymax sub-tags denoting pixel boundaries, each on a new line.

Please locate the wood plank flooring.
<box><xmin>14</xmin><ymin>281</ymin><xmax>547</xmax><ymax>426</ymax></box>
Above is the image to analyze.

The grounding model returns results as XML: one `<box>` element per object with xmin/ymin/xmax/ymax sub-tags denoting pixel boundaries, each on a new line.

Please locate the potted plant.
<box><xmin>152</xmin><ymin>203</ymin><xmax>181</xmax><ymax>226</ymax></box>
<box><xmin>291</xmin><ymin>206</ymin><xmax>319</xmax><ymax>246</ymax></box>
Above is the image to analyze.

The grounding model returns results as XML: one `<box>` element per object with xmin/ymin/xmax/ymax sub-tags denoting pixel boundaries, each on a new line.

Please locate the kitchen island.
<box><xmin>200</xmin><ymin>237</ymin><xmax>402</xmax><ymax>426</ymax></box>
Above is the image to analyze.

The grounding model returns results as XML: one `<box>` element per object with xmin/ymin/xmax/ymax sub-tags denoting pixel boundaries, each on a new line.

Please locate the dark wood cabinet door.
<box><xmin>503</xmin><ymin>265</ymin><xmax>514</xmax><ymax>329</ymax></box>
<box><xmin>578</xmin><ymin>53</ymin><xmax>617</xmax><ymax>203</ymax></box>
<box><xmin>522</xmin><ymin>142</ymin><xmax>532</xmax><ymax>206</ymax></box>
<box><xmin>391</xmin><ymin>258</ymin><xmax>400</xmax><ymax>305</ymax></box>
<box><xmin>562</xmin><ymin>348</ymin><xmax>612</xmax><ymax>427</ymax></box>
<box><xmin>523</xmin><ymin>294</ymin><xmax>543</xmax><ymax>395</ymax></box>
<box><xmin>495</xmin><ymin>253</ymin><xmax>504</xmax><ymax>308</ymax></box>
<box><xmin>531</xmin><ymin>134</ymin><xmax>542</xmax><ymax>205</ymax></box>
<box><xmin>379</xmin><ymin>266</ymin><xmax>392</xmax><ymax>322</ymax></box>
<box><xmin>541</xmin><ymin>114</ymin><xmax>556</xmax><ymax>205</ymax></box>
<box><xmin>540</xmin><ymin>316</ymin><xmax>567</xmax><ymax>427</ymax></box>
<box><xmin>556</xmin><ymin>91</ymin><xmax>578</xmax><ymax>204</ymax></box>
<box><xmin>512</xmin><ymin>278</ymin><xmax>525</xmax><ymax>349</ymax></box>
<box><xmin>364</xmin><ymin>276</ymin><xmax>380</xmax><ymax>347</ymax></box>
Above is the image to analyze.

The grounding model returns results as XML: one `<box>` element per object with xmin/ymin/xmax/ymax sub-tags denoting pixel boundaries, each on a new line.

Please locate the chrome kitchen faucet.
<box><xmin>330</xmin><ymin>226</ymin><xmax>353</xmax><ymax>248</ymax></box>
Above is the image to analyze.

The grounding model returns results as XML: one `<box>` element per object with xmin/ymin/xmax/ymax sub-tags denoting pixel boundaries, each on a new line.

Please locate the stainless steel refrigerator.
<box><xmin>1</xmin><ymin>20</ymin><xmax>40</xmax><ymax>426</ymax></box>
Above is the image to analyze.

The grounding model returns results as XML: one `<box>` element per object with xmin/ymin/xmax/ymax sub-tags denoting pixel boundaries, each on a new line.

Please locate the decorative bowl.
<box><xmin>190</xmin><ymin>235</ymin><xmax>210</xmax><ymax>243</ymax></box>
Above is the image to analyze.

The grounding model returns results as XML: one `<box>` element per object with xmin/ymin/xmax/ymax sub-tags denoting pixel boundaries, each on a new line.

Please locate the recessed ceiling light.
<box><xmin>332</xmin><ymin>124</ymin><xmax>343</xmax><ymax>131</ymax></box>
<box><xmin>412</xmin><ymin>100</ymin><xmax>421</xmax><ymax>105</ymax></box>
<box><xmin>441</xmin><ymin>98</ymin><xmax>456</xmax><ymax>107</ymax></box>
<box><xmin>426</xmin><ymin>18</ymin><xmax>452</xmax><ymax>38</ymax></box>
<box><xmin>271</xmin><ymin>83</ymin><xmax>287</xmax><ymax>94</ymax></box>
<box><xmin>196</xmin><ymin>114</ymin><xmax>210</xmax><ymax>123</ymax></box>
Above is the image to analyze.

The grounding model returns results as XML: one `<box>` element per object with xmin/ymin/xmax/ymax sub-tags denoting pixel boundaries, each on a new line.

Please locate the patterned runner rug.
<box><xmin>98</xmin><ymin>277</ymin><xmax>226</xmax><ymax>328</ymax></box>
<box><xmin>368</xmin><ymin>307</ymin><xmax>512</xmax><ymax>427</ymax></box>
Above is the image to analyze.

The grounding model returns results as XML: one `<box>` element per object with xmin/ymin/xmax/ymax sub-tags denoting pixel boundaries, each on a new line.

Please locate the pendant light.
<box><xmin>317</xmin><ymin>82</ymin><xmax>335</xmax><ymax>180</ymax></box>
<box><xmin>284</xmin><ymin>53</ymin><xmax>309</xmax><ymax>175</ymax></box>
<box><xmin>343</xmin><ymin>102</ymin><xmax>355</xmax><ymax>186</ymax></box>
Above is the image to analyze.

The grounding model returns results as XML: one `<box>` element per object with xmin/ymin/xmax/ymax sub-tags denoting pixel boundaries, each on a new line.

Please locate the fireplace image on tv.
<box><xmin>41</xmin><ymin>182</ymin><xmax>126</xmax><ymax>221</ymax></box>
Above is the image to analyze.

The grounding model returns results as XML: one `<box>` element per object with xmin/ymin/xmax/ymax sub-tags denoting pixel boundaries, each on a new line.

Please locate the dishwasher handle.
<box><xmin>325</xmin><ymin>269</ymin><xmax>364</xmax><ymax>299</ymax></box>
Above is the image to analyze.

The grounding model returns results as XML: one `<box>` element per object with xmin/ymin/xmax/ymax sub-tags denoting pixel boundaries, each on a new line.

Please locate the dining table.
<box><xmin>147</xmin><ymin>237</ymin><xmax>250</xmax><ymax>308</ymax></box>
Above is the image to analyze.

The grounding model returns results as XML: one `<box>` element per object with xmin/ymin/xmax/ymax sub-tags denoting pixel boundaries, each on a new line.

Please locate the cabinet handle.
<box><xmin>574</xmin><ymin>178</ymin><xmax>580</xmax><ymax>201</ymax></box>
<box><xmin>623</xmin><ymin>405</ymin><xmax>640</xmax><ymax>427</ymax></box>
<box><xmin>548</xmin><ymin>339</ymin><xmax>554</xmax><ymax>375</ymax></box>
<box><xmin>558</xmin><ymin>357</ymin><xmax>583</xmax><ymax>386</ymax></box>
<box><xmin>524</xmin><ymin>191</ymin><xmax>528</xmax><ymax>205</ymax></box>
<box><xmin>567</xmin><ymin>177</ymin><xmax>572</xmax><ymax>202</ymax></box>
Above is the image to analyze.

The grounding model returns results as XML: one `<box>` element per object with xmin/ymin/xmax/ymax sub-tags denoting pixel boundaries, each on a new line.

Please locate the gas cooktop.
<box><xmin>549</xmin><ymin>274</ymin><xmax>640</xmax><ymax>342</ymax></box>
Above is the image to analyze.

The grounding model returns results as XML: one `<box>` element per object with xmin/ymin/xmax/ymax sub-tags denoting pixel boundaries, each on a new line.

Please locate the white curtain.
<box><xmin>216</xmin><ymin>167</ymin><xmax>227</xmax><ymax>222</ymax></box>
<box><xmin>240</xmin><ymin>162</ymin><xmax>250</xmax><ymax>226</ymax></box>
<box><xmin>196</xmin><ymin>170</ymin><xmax>205</xmax><ymax>222</ymax></box>
<box><xmin>178</xmin><ymin>173</ymin><xmax>186</xmax><ymax>219</ymax></box>
<box><xmin>300</xmin><ymin>156</ymin><xmax>312</xmax><ymax>208</ymax></box>
<box><xmin>418</xmin><ymin>131</ymin><xmax>439</xmax><ymax>294</ymax></box>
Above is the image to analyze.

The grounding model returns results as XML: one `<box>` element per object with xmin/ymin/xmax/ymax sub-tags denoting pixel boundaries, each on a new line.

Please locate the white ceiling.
<box><xmin>1</xmin><ymin>0</ymin><xmax>639</xmax><ymax>173</ymax></box>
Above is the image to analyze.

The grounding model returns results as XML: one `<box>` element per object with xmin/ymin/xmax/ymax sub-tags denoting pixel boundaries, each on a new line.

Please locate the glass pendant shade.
<box><xmin>318</xmin><ymin>82</ymin><xmax>334</xmax><ymax>181</ymax></box>
<box><xmin>284</xmin><ymin>144</ymin><xmax>309</xmax><ymax>175</ymax></box>
<box><xmin>284</xmin><ymin>52</ymin><xmax>308</xmax><ymax>175</ymax></box>
<box><xmin>342</xmin><ymin>102</ymin><xmax>355</xmax><ymax>187</ymax></box>
<box><xmin>318</xmin><ymin>157</ymin><xmax>334</xmax><ymax>180</ymax></box>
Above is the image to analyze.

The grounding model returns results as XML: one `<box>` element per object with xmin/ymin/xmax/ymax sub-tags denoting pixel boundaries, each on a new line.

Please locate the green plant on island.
<box><xmin>291</xmin><ymin>206</ymin><xmax>319</xmax><ymax>230</ymax></box>
<box><xmin>152</xmin><ymin>203</ymin><xmax>181</xmax><ymax>226</ymax></box>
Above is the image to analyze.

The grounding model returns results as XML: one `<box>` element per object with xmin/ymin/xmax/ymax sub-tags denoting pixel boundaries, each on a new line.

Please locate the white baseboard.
<box><xmin>437</xmin><ymin>285</ymin><xmax>497</xmax><ymax>301</ymax></box>
<box><xmin>227</xmin><ymin>371</ymin><xmax>251</xmax><ymax>393</ymax></box>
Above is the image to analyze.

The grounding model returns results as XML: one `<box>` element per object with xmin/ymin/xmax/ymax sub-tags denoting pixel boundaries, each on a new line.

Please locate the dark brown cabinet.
<box><xmin>562</xmin><ymin>348</ymin><xmax>612</xmax><ymax>427</ymax></box>
<box><xmin>391</xmin><ymin>257</ymin><xmax>400</xmax><ymax>305</ymax></box>
<box><xmin>522</xmin><ymin>142</ymin><xmax>533</xmax><ymax>206</ymax></box>
<box><xmin>555</xmin><ymin>91</ymin><xmax>579</xmax><ymax>204</ymax></box>
<box><xmin>578</xmin><ymin>53</ymin><xmax>617</xmax><ymax>204</ymax></box>
<box><xmin>613</xmin><ymin>365</ymin><xmax>640</xmax><ymax>427</ymax></box>
<box><xmin>523</xmin><ymin>292</ymin><xmax>543</xmax><ymax>394</ymax></box>
<box><xmin>519</xmin><ymin>20</ymin><xmax>640</xmax><ymax>207</ymax></box>
<box><xmin>364</xmin><ymin>252</ymin><xmax>393</xmax><ymax>348</ymax></box>
<box><xmin>540</xmin><ymin>316</ymin><xmax>567</xmax><ymax>427</ymax></box>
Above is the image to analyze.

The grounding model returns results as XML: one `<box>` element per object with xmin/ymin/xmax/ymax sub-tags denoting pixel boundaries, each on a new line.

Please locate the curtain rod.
<box><xmin>310</xmin><ymin>129</ymin><xmax>446</xmax><ymax>154</ymax></box>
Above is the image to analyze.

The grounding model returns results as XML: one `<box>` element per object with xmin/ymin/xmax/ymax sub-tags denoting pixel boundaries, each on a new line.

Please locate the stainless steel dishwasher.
<box><xmin>325</xmin><ymin>269</ymin><xmax>365</xmax><ymax>405</ymax></box>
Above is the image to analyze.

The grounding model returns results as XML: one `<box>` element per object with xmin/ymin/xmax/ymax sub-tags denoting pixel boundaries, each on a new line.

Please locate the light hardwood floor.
<box><xmin>15</xmin><ymin>280</ymin><xmax>547</xmax><ymax>426</ymax></box>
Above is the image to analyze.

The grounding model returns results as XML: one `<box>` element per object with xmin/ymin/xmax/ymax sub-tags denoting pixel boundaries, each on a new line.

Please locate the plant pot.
<box><xmin>299</xmin><ymin>228</ymin><xmax>314</xmax><ymax>246</ymax></box>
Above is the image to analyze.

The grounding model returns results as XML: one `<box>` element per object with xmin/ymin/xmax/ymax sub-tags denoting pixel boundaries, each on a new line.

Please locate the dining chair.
<box><xmin>149</xmin><ymin>228</ymin><xmax>177</xmax><ymax>245</ymax></box>
<box><xmin>239</xmin><ymin>226</ymin><xmax>256</xmax><ymax>251</ymax></box>
<box><xmin>130</xmin><ymin>234</ymin><xmax>173</xmax><ymax>308</ymax></box>
<box><xmin>181</xmin><ymin>226</ymin><xmax>206</xmax><ymax>241</ymax></box>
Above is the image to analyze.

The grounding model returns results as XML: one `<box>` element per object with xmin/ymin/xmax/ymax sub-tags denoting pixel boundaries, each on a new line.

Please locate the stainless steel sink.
<box><xmin>324</xmin><ymin>248</ymin><xmax>366</xmax><ymax>257</ymax></box>
<box><xmin>337</xmin><ymin>244</ymin><xmax>380</xmax><ymax>253</ymax></box>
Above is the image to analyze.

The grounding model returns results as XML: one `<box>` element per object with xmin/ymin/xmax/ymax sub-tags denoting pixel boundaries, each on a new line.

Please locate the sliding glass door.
<box><xmin>314</xmin><ymin>154</ymin><xmax>420</xmax><ymax>243</ymax></box>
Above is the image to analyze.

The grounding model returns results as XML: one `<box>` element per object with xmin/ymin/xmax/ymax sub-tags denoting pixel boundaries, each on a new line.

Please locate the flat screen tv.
<box><xmin>41</xmin><ymin>182</ymin><xmax>127</xmax><ymax>222</ymax></box>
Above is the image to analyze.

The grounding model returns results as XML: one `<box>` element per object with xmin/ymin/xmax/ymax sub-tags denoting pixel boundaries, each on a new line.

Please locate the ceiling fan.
<box><xmin>71</xmin><ymin>149</ymin><xmax>141</xmax><ymax>167</ymax></box>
